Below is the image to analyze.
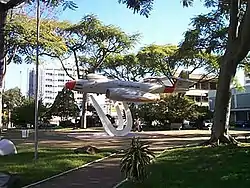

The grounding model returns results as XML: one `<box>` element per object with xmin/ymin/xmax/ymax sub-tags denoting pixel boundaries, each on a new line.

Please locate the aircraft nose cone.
<box><xmin>65</xmin><ymin>80</ymin><xmax>76</xmax><ymax>90</ymax></box>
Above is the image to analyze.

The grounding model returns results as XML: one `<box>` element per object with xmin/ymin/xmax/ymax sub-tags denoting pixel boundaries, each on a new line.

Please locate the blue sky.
<box><xmin>5</xmin><ymin>0</ymin><xmax>211</xmax><ymax>94</ymax></box>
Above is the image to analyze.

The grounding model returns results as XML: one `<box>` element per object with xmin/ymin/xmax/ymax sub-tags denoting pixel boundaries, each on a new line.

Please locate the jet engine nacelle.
<box><xmin>106</xmin><ymin>88</ymin><xmax>160</xmax><ymax>102</ymax></box>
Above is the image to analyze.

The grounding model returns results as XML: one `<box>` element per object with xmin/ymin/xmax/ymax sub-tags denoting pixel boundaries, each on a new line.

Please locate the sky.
<box><xmin>4</xmin><ymin>0</ymin><xmax>245</xmax><ymax>94</ymax></box>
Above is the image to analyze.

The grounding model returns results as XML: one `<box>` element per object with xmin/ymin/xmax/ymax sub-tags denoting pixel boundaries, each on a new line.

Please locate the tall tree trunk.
<box><xmin>0</xmin><ymin>6</ymin><xmax>7</xmax><ymax>133</ymax></box>
<box><xmin>210</xmin><ymin>56</ymin><xmax>238</xmax><ymax>144</ymax></box>
<box><xmin>208</xmin><ymin>0</ymin><xmax>250</xmax><ymax>145</ymax></box>
<box><xmin>80</xmin><ymin>93</ymin><xmax>87</xmax><ymax>129</ymax></box>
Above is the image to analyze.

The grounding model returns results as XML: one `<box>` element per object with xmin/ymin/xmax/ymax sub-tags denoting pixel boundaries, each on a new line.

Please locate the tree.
<box><xmin>119</xmin><ymin>0</ymin><xmax>250</xmax><ymax>144</ymax></box>
<box><xmin>5</xmin><ymin>13</ymin><xmax>69</xmax><ymax>65</ymax></box>
<box><xmin>45</xmin><ymin>14</ymin><xmax>139</xmax><ymax>78</ymax></box>
<box><xmin>137</xmin><ymin>94</ymin><xmax>203</xmax><ymax>128</ymax></box>
<box><xmin>137</xmin><ymin>44</ymin><xmax>219</xmax><ymax>80</ymax></box>
<box><xmin>44</xmin><ymin>14</ymin><xmax>139</xmax><ymax>128</ymax></box>
<box><xmin>0</xmin><ymin>0</ymin><xmax>76</xmax><ymax>130</ymax></box>
<box><xmin>11</xmin><ymin>98</ymin><xmax>48</xmax><ymax>126</ymax></box>
<box><xmin>47</xmin><ymin>88</ymin><xmax>80</xmax><ymax>120</ymax></box>
<box><xmin>101</xmin><ymin>53</ymin><xmax>155</xmax><ymax>82</ymax></box>
<box><xmin>102</xmin><ymin>44</ymin><xmax>218</xmax><ymax>84</ymax></box>
<box><xmin>2</xmin><ymin>87</ymin><xmax>24</xmax><ymax>110</ymax></box>
<box><xmin>2</xmin><ymin>87</ymin><xmax>24</xmax><ymax>128</ymax></box>
<box><xmin>0</xmin><ymin>0</ymin><xmax>77</xmax><ymax>84</ymax></box>
<box><xmin>0</xmin><ymin>13</ymin><xmax>70</xmax><ymax>130</ymax></box>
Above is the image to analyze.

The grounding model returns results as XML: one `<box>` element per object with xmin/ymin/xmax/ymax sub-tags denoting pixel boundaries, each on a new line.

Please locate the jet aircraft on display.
<box><xmin>65</xmin><ymin>70</ymin><xmax>195</xmax><ymax>103</ymax></box>
<box><xmin>64</xmin><ymin>70</ymin><xmax>195</xmax><ymax>136</ymax></box>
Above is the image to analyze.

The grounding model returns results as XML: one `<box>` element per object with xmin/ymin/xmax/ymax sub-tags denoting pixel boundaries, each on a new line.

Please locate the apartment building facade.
<box><xmin>184</xmin><ymin>74</ymin><xmax>217</xmax><ymax>107</ymax></box>
<box><xmin>27</xmin><ymin>66</ymin><xmax>86</xmax><ymax>107</ymax></box>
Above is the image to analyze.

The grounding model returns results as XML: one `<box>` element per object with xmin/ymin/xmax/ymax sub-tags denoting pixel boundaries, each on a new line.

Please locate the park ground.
<box><xmin>1</xmin><ymin>128</ymin><xmax>250</xmax><ymax>187</ymax></box>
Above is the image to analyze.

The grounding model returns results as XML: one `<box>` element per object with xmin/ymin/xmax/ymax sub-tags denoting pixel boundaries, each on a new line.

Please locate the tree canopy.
<box><xmin>2</xmin><ymin>87</ymin><xmax>24</xmax><ymax>110</ymax></box>
<box><xmin>102</xmin><ymin>44</ymin><xmax>219</xmax><ymax>83</ymax></box>
<box><xmin>118</xmin><ymin>0</ymin><xmax>250</xmax><ymax>143</ymax></box>
<box><xmin>102</xmin><ymin>53</ymin><xmax>154</xmax><ymax>82</ymax></box>
<box><xmin>5</xmin><ymin>13</ymin><xmax>69</xmax><ymax>65</ymax></box>
<box><xmin>11</xmin><ymin>98</ymin><xmax>48</xmax><ymax>126</ymax></box>
<box><xmin>60</xmin><ymin>14</ymin><xmax>139</xmax><ymax>78</ymax></box>
<box><xmin>0</xmin><ymin>0</ymin><xmax>77</xmax><ymax>11</ymax></box>
<box><xmin>136</xmin><ymin>94</ymin><xmax>209</xmax><ymax>127</ymax></box>
<box><xmin>46</xmin><ymin>88</ymin><xmax>80</xmax><ymax>120</ymax></box>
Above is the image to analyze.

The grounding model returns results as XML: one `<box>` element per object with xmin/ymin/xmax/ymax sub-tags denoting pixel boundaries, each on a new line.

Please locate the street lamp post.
<box><xmin>34</xmin><ymin>0</ymin><xmax>40</xmax><ymax>161</ymax></box>
<box><xmin>0</xmin><ymin>0</ymin><xmax>11</xmax><ymax>135</ymax></box>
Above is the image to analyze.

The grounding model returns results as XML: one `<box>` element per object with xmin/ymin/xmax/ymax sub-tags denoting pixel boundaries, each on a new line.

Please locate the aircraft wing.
<box><xmin>106</xmin><ymin>88</ymin><xmax>160</xmax><ymax>102</ymax></box>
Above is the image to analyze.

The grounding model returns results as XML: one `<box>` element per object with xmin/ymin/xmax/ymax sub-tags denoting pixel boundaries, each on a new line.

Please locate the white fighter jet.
<box><xmin>65</xmin><ymin>70</ymin><xmax>195</xmax><ymax>103</ymax></box>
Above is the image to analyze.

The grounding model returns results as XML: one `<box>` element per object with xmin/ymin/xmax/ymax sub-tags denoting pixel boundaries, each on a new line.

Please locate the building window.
<box><xmin>45</xmin><ymin>85</ymin><xmax>53</xmax><ymax>87</ymax></box>
<box><xmin>58</xmin><ymin>73</ymin><xmax>64</xmax><ymax>76</ymax></box>
<box><xmin>46</xmin><ymin>73</ymin><xmax>52</xmax><ymax>76</ymax></box>
<box><xmin>58</xmin><ymin>79</ymin><xmax>64</xmax><ymax>82</ymax></box>
<box><xmin>46</xmin><ymin>79</ymin><xmax>52</xmax><ymax>81</ymax></box>
<box><xmin>246</xmin><ymin>80</ymin><xmax>250</xmax><ymax>84</ymax></box>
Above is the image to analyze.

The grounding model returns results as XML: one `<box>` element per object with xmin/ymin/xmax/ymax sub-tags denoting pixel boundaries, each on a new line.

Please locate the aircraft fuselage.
<box><xmin>73</xmin><ymin>79</ymin><xmax>167</xmax><ymax>94</ymax></box>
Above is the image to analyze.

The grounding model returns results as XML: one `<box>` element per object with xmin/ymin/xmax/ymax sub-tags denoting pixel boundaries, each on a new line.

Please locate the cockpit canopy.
<box><xmin>83</xmin><ymin>74</ymin><xmax>109</xmax><ymax>81</ymax></box>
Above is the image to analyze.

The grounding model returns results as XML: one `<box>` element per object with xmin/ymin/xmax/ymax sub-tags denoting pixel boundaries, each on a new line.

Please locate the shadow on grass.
<box><xmin>120</xmin><ymin>145</ymin><xmax>250</xmax><ymax>188</ymax></box>
<box><xmin>1</xmin><ymin>147</ymin><xmax>112</xmax><ymax>187</ymax></box>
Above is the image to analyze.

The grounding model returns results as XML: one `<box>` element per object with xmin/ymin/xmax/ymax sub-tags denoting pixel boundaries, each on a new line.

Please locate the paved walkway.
<box><xmin>33</xmin><ymin>154</ymin><xmax>124</xmax><ymax>188</ymax></box>
<box><xmin>29</xmin><ymin>139</ymin><xmax>204</xmax><ymax>187</ymax></box>
<box><xmin>21</xmin><ymin>130</ymin><xmax>250</xmax><ymax>188</ymax></box>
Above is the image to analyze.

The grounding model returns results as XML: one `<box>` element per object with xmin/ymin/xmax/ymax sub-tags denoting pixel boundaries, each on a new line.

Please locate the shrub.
<box><xmin>120</xmin><ymin>137</ymin><xmax>155</xmax><ymax>182</ymax></box>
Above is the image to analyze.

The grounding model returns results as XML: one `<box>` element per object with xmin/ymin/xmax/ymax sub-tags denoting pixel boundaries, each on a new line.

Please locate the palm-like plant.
<box><xmin>120</xmin><ymin>137</ymin><xmax>155</xmax><ymax>182</ymax></box>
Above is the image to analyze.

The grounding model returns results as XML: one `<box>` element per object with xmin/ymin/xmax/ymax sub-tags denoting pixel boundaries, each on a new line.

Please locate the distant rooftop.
<box><xmin>174</xmin><ymin>72</ymin><xmax>217</xmax><ymax>81</ymax></box>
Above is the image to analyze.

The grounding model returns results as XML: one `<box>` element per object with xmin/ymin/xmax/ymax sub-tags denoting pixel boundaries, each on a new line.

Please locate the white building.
<box><xmin>27</xmin><ymin>65</ymin><xmax>86</xmax><ymax>107</ymax></box>
<box><xmin>182</xmin><ymin>73</ymin><xmax>217</xmax><ymax>107</ymax></box>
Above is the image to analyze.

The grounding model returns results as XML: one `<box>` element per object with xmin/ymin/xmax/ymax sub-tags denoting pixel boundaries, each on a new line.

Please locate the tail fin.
<box><xmin>174</xmin><ymin>70</ymin><xmax>195</xmax><ymax>92</ymax></box>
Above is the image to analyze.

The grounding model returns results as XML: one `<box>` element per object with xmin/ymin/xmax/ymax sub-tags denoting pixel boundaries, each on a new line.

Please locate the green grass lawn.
<box><xmin>0</xmin><ymin>145</ymin><xmax>112</xmax><ymax>187</ymax></box>
<box><xmin>120</xmin><ymin>144</ymin><xmax>250</xmax><ymax>188</ymax></box>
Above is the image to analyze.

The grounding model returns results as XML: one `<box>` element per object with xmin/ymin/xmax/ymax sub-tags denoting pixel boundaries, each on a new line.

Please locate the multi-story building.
<box><xmin>27</xmin><ymin>66</ymin><xmax>86</xmax><ymax>107</ymax></box>
<box><xmin>183</xmin><ymin>74</ymin><xmax>217</xmax><ymax>106</ymax></box>
<box><xmin>27</xmin><ymin>68</ymin><xmax>44</xmax><ymax>100</ymax></box>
